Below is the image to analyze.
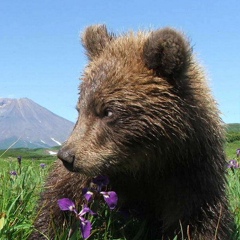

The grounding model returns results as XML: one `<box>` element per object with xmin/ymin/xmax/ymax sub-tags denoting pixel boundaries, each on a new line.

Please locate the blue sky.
<box><xmin>1</xmin><ymin>0</ymin><xmax>239</xmax><ymax>123</ymax></box>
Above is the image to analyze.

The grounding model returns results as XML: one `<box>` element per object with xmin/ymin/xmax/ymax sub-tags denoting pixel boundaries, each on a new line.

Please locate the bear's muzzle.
<box><xmin>57</xmin><ymin>146</ymin><xmax>76</xmax><ymax>172</ymax></box>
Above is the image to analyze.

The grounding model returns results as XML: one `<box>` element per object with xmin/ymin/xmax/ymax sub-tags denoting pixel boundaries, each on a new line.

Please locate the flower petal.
<box><xmin>10</xmin><ymin>171</ymin><xmax>17</xmax><ymax>176</ymax></box>
<box><xmin>228</xmin><ymin>159</ymin><xmax>239</xmax><ymax>169</ymax></box>
<box><xmin>92</xmin><ymin>176</ymin><xmax>109</xmax><ymax>191</ymax></box>
<box><xmin>79</xmin><ymin>205</ymin><xmax>96</xmax><ymax>217</ymax></box>
<box><xmin>57</xmin><ymin>198</ymin><xmax>75</xmax><ymax>211</ymax></box>
<box><xmin>84</xmin><ymin>191</ymin><xmax>94</xmax><ymax>202</ymax></box>
<box><xmin>40</xmin><ymin>163</ymin><xmax>46</xmax><ymax>168</ymax></box>
<box><xmin>100</xmin><ymin>191</ymin><xmax>118</xmax><ymax>210</ymax></box>
<box><xmin>80</xmin><ymin>219</ymin><xmax>91</xmax><ymax>239</ymax></box>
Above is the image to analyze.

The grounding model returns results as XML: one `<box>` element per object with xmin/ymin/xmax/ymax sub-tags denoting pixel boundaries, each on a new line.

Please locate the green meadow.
<box><xmin>0</xmin><ymin>148</ymin><xmax>56</xmax><ymax>239</ymax></box>
<box><xmin>0</xmin><ymin>131</ymin><xmax>240</xmax><ymax>239</ymax></box>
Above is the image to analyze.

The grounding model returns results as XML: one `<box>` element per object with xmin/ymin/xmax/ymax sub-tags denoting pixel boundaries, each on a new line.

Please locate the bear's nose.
<box><xmin>57</xmin><ymin>147</ymin><xmax>75</xmax><ymax>164</ymax></box>
<box><xmin>57</xmin><ymin>147</ymin><xmax>76</xmax><ymax>172</ymax></box>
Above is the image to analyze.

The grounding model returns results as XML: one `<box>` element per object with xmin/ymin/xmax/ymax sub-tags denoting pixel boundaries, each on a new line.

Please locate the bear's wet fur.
<box><xmin>31</xmin><ymin>25</ymin><xmax>233</xmax><ymax>239</ymax></box>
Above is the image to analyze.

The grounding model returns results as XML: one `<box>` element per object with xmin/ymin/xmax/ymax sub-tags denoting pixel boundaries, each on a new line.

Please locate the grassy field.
<box><xmin>0</xmin><ymin>148</ymin><xmax>56</xmax><ymax>239</ymax></box>
<box><xmin>0</xmin><ymin>141</ymin><xmax>240</xmax><ymax>239</ymax></box>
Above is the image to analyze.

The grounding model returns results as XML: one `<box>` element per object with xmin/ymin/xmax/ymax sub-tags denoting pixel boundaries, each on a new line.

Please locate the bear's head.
<box><xmin>57</xmin><ymin>25</ymin><xmax>222</xmax><ymax>178</ymax></box>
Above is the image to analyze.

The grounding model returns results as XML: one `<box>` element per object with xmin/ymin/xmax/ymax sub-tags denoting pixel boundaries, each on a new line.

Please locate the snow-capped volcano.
<box><xmin>0</xmin><ymin>98</ymin><xmax>74</xmax><ymax>149</ymax></box>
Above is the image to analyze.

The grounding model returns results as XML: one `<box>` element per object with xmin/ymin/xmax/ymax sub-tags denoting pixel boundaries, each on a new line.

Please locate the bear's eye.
<box><xmin>103</xmin><ymin>108</ymin><xmax>113</xmax><ymax>118</ymax></box>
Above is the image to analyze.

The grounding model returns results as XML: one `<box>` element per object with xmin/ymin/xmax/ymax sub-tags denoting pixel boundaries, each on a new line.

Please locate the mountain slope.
<box><xmin>0</xmin><ymin>98</ymin><xmax>74</xmax><ymax>149</ymax></box>
<box><xmin>226</xmin><ymin>123</ymin><xmax>240</xmax><ymax>133</ymax></box>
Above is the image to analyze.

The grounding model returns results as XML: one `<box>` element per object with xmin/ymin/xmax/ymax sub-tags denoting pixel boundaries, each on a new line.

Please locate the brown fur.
<box><xmin>31</xmin><ymin>25</ymin><xmax>233</xmax><ymax>239</ymax></box>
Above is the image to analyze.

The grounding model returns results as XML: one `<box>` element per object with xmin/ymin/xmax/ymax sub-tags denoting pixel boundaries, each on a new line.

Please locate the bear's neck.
<box><xmin>109</xmin><ymin>154</ymin><xmax>226</xmax><ymax>226</ymax></box>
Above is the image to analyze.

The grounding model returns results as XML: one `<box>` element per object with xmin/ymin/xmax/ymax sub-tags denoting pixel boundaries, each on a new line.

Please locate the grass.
<box><xmin>226</xmin><ymin>140</ymin><xmax>240</xmax><ymax>240</ymax></box>
<box><xmin>0</xmin><ymin>150</ymin><xmax>55</xmax><ymax>239</ymax></box>
<box><xmin>0</xmin><ymin>142</ymin><xmax>240</xmax><ymax>239</ymax></box>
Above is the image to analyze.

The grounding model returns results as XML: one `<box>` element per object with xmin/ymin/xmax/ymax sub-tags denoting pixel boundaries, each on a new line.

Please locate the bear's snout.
<box><xmin>57</xmin><ymin>146</ymin><xmax>75</xmax><ymax>172</ymax></box>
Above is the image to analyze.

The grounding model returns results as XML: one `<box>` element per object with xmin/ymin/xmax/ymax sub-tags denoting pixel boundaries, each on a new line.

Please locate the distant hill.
<box><xmin>226</xmin><ymin>123</ymin><xmax>240</xmax><ymax>133</ymax></box>
<box><xmin>226</xmin><ymin>123</ymin><xmax>240</xmax><ymax>143</ymax></box>
<box><xmin>0</xmin><ymin>98</ymin><xmax>74</xmax><ymax>149</ymax></box>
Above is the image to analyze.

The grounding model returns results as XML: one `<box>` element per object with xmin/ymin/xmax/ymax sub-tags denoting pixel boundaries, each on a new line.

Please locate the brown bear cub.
<box><xmin>31</xmin><ymin>25</ymin><xmax>233</xmax><ymax>239</ymax></box>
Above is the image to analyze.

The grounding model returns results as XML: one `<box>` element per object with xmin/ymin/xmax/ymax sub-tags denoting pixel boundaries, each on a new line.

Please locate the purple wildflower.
<box><xmin>79</xmin><ymin>205</ymin><xmax>96</xmax><ymax>217</ymax></box>
<box><xmin>58</xmin><ymin>199</ymin><xmax>95</xmax><ymax>239</ymax></box>
<box><xmin>92</xmin><ymin>175</ymin><xmax>109</xmax><ymax>191</ymax></box>
<box><xmin>227</xmin><ymin>159</ymin><xmax>239</xmax><ymax>169</ymax></box>
<box><xmin>40</xmin><ymin>163</ymin><xmax>46</xmax><ymax>169</ymax></box>
<box><xmin>10</xmin><ymin>170</ymin><xmax>17</xmax><ymax>176</ymax></box>
<box><xmin>80</xmin><ymin>218</ymin><xmax>91</xmax><ymax>239</ymax></box>
<box><xmin>78</xmin><ymin>206</ymin><xmax>96</xmax><ymax>239</ymax></box>
<box><xmin>100</xmin><ymin>191</ymin><xmax>118</xmax><ymax>210</ymax></box>
<box><xmin>57</xmin><ymin>198</ymin><xmax>77</xmax><ymax>213</ymax></box>
<box><xmin>82</xmin><ymin>188</ymin><xmax>94</xmax><ymax>202</ymax></box>
<box><xmin>57</xmin><ymin>176</ymin><xmax>118</xmax><ymax>239</ymax></box>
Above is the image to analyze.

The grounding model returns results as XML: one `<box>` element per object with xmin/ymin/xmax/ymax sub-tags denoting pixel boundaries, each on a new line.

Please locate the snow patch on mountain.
<box><xmin>51</xmin><ymin>137</ymin><xmax>62</xmax><ymax>146</ymax></box>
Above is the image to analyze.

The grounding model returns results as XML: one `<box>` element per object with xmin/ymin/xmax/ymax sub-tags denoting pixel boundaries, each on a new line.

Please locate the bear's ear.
<box><xmin>81</xmin><ymin>24</ymin><xmax>114</xmax><ymax>60</ymax></box>
<box><xmin>143</xmin><ymin>28</ymin><xmax>191</xmax><ymax>79</ymax></box>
